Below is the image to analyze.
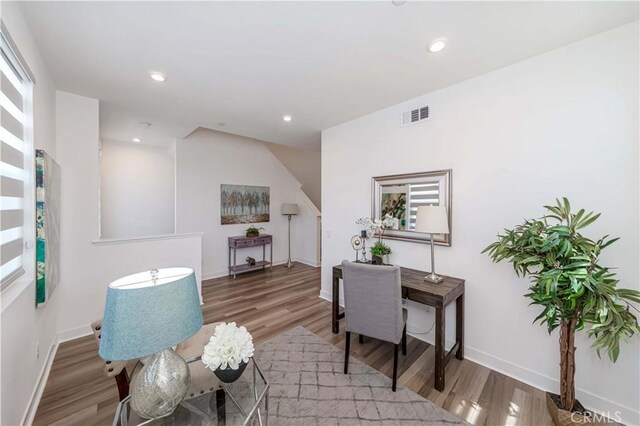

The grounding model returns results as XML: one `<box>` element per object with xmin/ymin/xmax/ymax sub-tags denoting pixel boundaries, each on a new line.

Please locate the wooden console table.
<box><xmin>332</xmin><ymin>264</ymin><xmax>465</xmax><ymax>391</ymax></box>
<box><xmin>228</xmin><ymin>235</ymin><xmax>273</xmax><ymax>279</ymax></box>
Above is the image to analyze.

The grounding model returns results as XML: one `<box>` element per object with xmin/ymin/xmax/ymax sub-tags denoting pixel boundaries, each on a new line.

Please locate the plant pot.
<box><xmin>372</xmin><ymin>254</ymin><xmax>390</xmax><ymax>265</ymax></box>
<box><xmin>246</xmin><ymin>232</ymin><xmax>259</xmax><ymax>238</ymax></box>
<box><xmin>546</xmin><ymin>392</ymin><xmax>592</xmax><ymax>426</ymax></box>
<box><xmin>213</xmin><ymin>361</ymin><xmax>248</xmax><ymax>383</ymax></box>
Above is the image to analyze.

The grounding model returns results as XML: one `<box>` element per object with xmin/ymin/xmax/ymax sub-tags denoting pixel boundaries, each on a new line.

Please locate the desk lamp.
<box><xmin>415</xmin><ymin>206</ymin><xmax>449</xmax><ymax>283</ymax></box>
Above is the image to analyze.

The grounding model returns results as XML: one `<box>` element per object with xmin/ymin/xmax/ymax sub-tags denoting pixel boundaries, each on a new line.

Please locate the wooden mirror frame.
<box><xmin>371</xmin><ymin>169</ymin><xmax>452</xmax><ymax>246</ymax></box>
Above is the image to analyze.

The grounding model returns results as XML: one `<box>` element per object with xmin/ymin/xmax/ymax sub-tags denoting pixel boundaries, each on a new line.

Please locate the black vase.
<box><xmin>213</xmin><ymin>361</ymin><xmax>248</xmax><ymax>383</ymax></box>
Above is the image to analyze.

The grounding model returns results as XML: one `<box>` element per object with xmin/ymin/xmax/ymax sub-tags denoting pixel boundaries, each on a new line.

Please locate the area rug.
<box><xmin>254</xmin><ymin>327</ymin><xmax>467</xmax><ymax>425</ymax></box>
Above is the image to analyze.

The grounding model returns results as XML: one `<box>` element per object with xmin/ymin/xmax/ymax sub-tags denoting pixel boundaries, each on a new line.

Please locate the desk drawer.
<box><xmin>235</xmin><ymin>239</ymin><xmax>256</xmax><ymax>248</ymax></box>
<box><xmin>256</xmin><ymin>237</ymin><xmax>271</xmax><ymax>245</ymax></box>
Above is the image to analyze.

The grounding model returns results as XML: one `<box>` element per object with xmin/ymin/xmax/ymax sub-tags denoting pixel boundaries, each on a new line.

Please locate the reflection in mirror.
<box><xmin>372</xmin><ymin>170</ymin><xmax>451</xmax><ymax>246</ymax></box>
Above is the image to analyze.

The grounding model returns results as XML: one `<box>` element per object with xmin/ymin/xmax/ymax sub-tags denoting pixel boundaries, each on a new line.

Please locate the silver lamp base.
<box><xmin>130</xmin><ymin>348</ymin><xmax>191</xmax><ymax>419</ymax></box>
<box><xmin>424</xmin><ymin>273</ymin><xmax>444</xmax><ymax>283</ymax></box>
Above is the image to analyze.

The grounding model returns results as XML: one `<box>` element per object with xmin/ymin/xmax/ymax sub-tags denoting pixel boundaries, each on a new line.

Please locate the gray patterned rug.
<box><xmin>254</xmin><ymin>327</ymin><xmax>467</xmax><ymax>425</ymax></box>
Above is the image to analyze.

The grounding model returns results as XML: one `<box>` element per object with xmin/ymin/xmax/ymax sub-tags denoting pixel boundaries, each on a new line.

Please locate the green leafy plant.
<box><xmin>370</xmin><ymin>241</ymin><xmax>392</xmax><ymax>256</ymax></box>
<box><xmin>483</xmin><ymin>198</ymin><xmax>640</xmax><ymax>412</ymax></box>
<box><xmin>245</xmin><ymin>225</ymin><xmax>264</xmax><ymax>236</ymax></box>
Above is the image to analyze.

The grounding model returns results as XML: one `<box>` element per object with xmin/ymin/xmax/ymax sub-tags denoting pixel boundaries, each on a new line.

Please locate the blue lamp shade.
<box><xmin>99</xmin><ymin>267</ymin><xmax>203</xmax><ymax>361</ymax></box>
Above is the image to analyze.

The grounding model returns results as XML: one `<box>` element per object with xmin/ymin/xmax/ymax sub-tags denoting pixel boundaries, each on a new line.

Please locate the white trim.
<box><xmin>202</xmin><ymin>259</ymin><xmax>294</xmax><ymax>282</ymax></box>
<box><xmin>294</xmin><ymin>257</ymin><xmax>321</xmax><ymax>268</ymax></box>
<box><xmin>318</xmin><ymin>290</ymin><xmax>639</xmax><ymax>424</ymax></box>
<box><xmin>21</xmin><ymin>324</ymin><xmax>93</xmax><ymax>425</ymax></box>
<box><xmin>0</xmin><ymin>271</ymin><xmax>32</xmax><ymax>312</ymax></box>
<box><xmin>91</xmin><ymin>232</ymin><xmax>203</xmax><ymax>246</ymax></box>
<box><xmin>21</xmin><ymin>337</ymin><xmax>58</xmax><ymax>426</ymax></box>
<box><xmin>57</xmin><ymin>324</ymin><xmax>93</xmax><ymax>343</ymax></box>
<box><xmin>463</xmin><ymin>345</ymin><xmax>638</xmax><ymax>424</ymax></box>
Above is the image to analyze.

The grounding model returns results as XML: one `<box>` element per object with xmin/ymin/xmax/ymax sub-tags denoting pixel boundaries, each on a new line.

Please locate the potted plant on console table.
<box><xmin>245</xmin><ymin>225</ymin><xmax>264</xmax><ymax>238</ymax></box>
<box><xmin>483</xmin><ymin>198</ymin><xmax>640</xmax><ymax>426</ymax></box>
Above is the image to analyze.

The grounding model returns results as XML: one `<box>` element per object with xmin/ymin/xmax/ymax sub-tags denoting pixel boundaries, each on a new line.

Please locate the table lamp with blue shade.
<box><xmin>99</xmin><ymin>267</ymin><xmax>203</xmax><ymax>419</ymax></box>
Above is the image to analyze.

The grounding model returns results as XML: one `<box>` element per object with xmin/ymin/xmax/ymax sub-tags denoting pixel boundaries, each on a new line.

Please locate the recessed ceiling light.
<box><xmin>283</xmin><ymin>114</ymin><xmax>292</xmax><ymax>122</ymax></box>
<box><xmin>427</xmin><ymin>38</ymin><xmax>446</xmax><ymax>53</ymax></box>
<box><xmin>149</xmin><ymin>71</ymin><xmax>166</xmax><ymax>82</ymax></box>
<box><xmin>132</xmin><ymin>138</ymin><xmax>142</xmax><ymax>143</ymax></box>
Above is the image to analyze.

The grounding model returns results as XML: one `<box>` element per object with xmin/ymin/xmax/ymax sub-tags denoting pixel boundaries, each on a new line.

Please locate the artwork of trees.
<box><xmin>221</xmin><ymin>184</ymin><xmax>270</xmax><ymax>224</ymax></box>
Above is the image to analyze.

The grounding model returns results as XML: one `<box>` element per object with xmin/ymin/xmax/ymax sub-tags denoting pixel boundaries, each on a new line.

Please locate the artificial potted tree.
<box><xmin>483</xmin><ymin>198</ymin><xmax>640</xmax><ymax>425</ymax></box>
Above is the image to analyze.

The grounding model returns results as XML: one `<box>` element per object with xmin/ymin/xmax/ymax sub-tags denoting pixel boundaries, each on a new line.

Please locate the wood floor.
<box><xmin>34</xmin><ymin>263</ymin><xmax>556</xmax><ymax>426</ymax></box>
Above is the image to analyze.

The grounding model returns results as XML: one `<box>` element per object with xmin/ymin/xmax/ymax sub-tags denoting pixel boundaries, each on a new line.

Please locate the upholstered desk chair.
<box><xmin>341</xmin><ymin>260</ymin><xmax>407</xmax><ymax>391</ymax></box>
<box><xmin>91</xmin><ymin>320</ymin><xmax>221</xmax><ymax>401</ymax></box>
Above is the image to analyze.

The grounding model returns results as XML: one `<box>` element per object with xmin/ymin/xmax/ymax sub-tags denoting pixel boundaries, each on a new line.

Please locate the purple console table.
<box><xmin>228</xmin><ymin>234</ymin><xmax>273</xmax><ymax>279</ymax></box>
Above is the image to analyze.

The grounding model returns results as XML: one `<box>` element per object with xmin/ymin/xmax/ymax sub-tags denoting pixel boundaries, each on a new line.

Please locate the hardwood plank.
<box><xmin>34</xmin><ymin>263</ymin><xmax>555</xmax><ymax>425</ymax></box>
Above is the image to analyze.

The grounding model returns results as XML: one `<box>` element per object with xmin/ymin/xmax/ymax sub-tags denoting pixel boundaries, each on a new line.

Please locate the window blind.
<box><xmin>1</xmin><ymin>32</ymin><xmax>32</xmax><ymax>290</ymax></box>
<box><xmin>407</xmin><ymin>182</ymin><xmax>440</xmax><ymax>230</ymax></box>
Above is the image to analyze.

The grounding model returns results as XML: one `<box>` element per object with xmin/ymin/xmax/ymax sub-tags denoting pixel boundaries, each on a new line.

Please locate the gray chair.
<box><xmin>341</xmin><ymin>260</ymin><xmax>407</xmax><ymax>391</ymax></box>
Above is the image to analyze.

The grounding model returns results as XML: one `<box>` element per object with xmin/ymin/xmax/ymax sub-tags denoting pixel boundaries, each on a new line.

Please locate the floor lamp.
<box><xmin>281</xmin><ymin>203</ymin><xmax>299</xmax><ymax>268</ymax></box>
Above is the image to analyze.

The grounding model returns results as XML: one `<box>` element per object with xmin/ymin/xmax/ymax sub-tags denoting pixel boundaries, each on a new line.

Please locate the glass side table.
<box><xmin>114</xmin><ymin>357</ymin><xmax>269</xmax><ymax>426</ymax></box>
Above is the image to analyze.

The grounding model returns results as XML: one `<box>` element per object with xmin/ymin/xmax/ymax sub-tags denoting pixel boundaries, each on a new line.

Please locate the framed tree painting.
<box><xmin>221</xmin><ymin>184</ymin><xmax>270</xmax><ymax>224</ymax></box>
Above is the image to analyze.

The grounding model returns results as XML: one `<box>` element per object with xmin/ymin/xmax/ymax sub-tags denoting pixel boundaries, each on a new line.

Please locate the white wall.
<box><xmin>55</xmin><ymin>91</ymin><xmax>203</xmax><ymax>333</ymax></box>
<box><xmin>0</xmin><ymin>91</ymin><xmax>203</xmax><ymax>424</ymax></box>
<box><xmin>322</xmin><ymin>22</ymin><xmax>639</xmax><ymax>424</ymax></box>
<box><xmin>0</xmin><ymin>3</ymin><xmax>59</xmax><ymax>425</ymax></box>
<box><xmin>100</xmin><ymin>139</ymin><xmax>176</xmax><ymax>238</ymax></box>
<box><xmin>176</xmin><ymin>128</ymin><xmax>319</xmax><ymax>278</ymax></box>
<box><xmin>265</xmin><ymin>142</ymin><xmax>322</xmax><ymax>209</ymax></box>
<box><xmin>294</xmin><ymin>191</ymin><xmax>322</xmax><ymax>267</ymax></box>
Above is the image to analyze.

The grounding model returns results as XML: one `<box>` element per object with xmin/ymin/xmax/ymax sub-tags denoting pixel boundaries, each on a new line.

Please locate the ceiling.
<box><xmin>19</xmin><ymin>1</ymin><xmax>639</xmax><ymax>151</ymax></box>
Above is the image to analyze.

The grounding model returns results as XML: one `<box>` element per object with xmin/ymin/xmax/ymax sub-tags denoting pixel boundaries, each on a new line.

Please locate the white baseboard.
<box><xmin>57</xmin><ymin>324</ymin><xmax>92</xmax><ymax>343</ymax></box>
<box><xmin>21</xmin><ymin>325</ymin><xmax>93</xmax><ymax>425</ymax></box>
<box><xmin>464</xmin><ymin>345</ymin><xmax>638</xmax><ymax>424</ymax></box>
<box><xmin>203</xmin><ymin>259</ymin><xmax>319</xmax><ymax>282</ymax></box>
<box><xmin>294</xmin><ymin>257</ymin><xmax>321</xmax><ymax>268</ymax></box>
<box><xmin>21</xmin><ymin>338</ymin><xmax>58</xmax><ymax>426</ymax></box>
<box><xmin>317</xmin><ymin>292</ymin><xmax>639</xmax><ymax>424</ymax></box>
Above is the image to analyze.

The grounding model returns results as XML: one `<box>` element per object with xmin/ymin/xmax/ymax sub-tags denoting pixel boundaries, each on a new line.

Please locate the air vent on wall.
<box><xmin>402</xmin><ymin>106</ymin><xmax>429</xmax><ymax>127</ymax></box>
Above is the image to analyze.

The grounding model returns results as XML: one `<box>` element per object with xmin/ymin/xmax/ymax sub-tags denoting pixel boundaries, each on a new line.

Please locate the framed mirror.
<box><xmin>371</xmin><ymin>169</ymin><xmax>452</xmax><ymax>246</ymax></box>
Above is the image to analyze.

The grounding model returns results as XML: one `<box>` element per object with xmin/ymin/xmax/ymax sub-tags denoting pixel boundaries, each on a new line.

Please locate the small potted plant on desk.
<box><xmin>357</xmin><ymin>214</ymin><xmax>398</xmax><ymax>265</ymax></box>
<box><xmin>370</xmin><ymin>241</ymin><xmax>392</xmax><ymax>265</ymax></box>
<box><xmin>483</xmin><ymin>198</ymin><xmax>640</xmax><ymax>425</ymax></box>
<box><xmin>245</xmin><ymin>225</ymin><xmax>264</xmax><ymax>238</ymax></box>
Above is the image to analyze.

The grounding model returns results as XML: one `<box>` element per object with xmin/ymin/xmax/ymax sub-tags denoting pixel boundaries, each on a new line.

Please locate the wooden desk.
<box><xmin>332</xmin><ymin>264</ymin><xmax>465</xmax><ymax>391</ymax></box>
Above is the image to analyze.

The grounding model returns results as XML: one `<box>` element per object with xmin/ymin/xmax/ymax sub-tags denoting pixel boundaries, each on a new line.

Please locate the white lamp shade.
<box><xmin>415</xmin><ymin>205</ymin><xmax>449</xmax><ymax>234</ymax></box>
<box><xmin>281</xmin><ymin>203</ymin><xmax>299</xmax><ymax>215</ymax></box>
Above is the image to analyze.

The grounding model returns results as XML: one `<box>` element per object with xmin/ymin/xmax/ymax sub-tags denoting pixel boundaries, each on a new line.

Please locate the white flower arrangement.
<box><xmin>202</xmin><ymin>322</ymin><xmax>255</xmax><ymax>371</ymax></box>
<box><xmin>356</xmin><ymin>214</ymin><xmax>399</xmax><ymax>239</ymax></box>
